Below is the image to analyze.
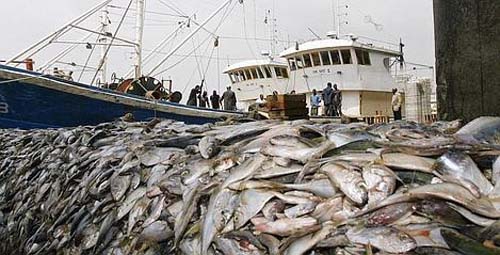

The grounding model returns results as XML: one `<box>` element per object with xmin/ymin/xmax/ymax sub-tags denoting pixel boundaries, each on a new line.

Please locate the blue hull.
<box><xmin>0</xmin><ymin>65</ymin><xmax>241</xmax><ymax>129</ymax></box>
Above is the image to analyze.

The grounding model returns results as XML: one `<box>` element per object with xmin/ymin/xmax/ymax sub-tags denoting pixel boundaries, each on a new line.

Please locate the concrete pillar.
<box><xmin>433</xmin><ymin>0</ymin><xmax>500</xmax><ymax>121</ymax></box>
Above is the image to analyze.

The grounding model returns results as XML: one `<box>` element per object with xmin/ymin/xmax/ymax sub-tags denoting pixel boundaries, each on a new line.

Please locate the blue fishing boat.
<box><xmin>0</xmin><ymin>0</ymin><xmax>243</xmax><ymax>129</ymax></box>
<box><xmin>0</xmin><ymin>65</ymin><xmax>242</xmax><ymax>129</ymax></box>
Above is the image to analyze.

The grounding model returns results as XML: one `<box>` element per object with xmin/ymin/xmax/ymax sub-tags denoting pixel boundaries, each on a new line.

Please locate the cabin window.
<box><xmin>341</xmin><ymin>49</ymin><xmax>353</xmax><ymax>64</ymax></box>
<box><xmin>233</xmin><ymin>72</ymin><xmax>240</xmax><ymax>82</ymax></box>
<box><xmin>330</xmin><ymin>50</ymin><xmax>341</xmax><ymax>65</ymax></box>
<box><xmin>275</xmin><ymin>67</ymin><xmax>288</xmax><ymax>78</ymax></box>
<box><xmin>295</xmin><ymin>56</ymin><xmax>304</xmax><ymax>69</ymax></box>
<box><xmin>228</xmin><ymin>73</ymin><xmax>235</xmax><ymax>83</ymax></box>
<box><xmin>230</xmin><ymin>73</ymin><xmax>240</xmax><ymax>83</ymax></box>
<box><xmin>311</xmin><ymin>52</ymin><xmax>321</xmax><ymax>66</ymax></box>
<box><xmin>257</xmin><ymin>68</ymin><xmax>264</xmax><ymax>79</ymax></box>
<box><xmin>355</xmin><ymin>49</ymin><xmax>371</xmax><ymax>65</ymax></box>
<box><xmin>251</xmin><ymin>68</ymin><xmax>258</xmax><ymax>80</ymax></box>
<box><xmin>303</xmin><ymin>54</ymin><xmax>313</xmax><ymax>68</ymax></box>
<box><xmin>239</xmin><ymin>71</ymin><xmax>246</xmax><ymax>81</ymax></box>
<box><xmin>281</xmin><ymin>68</ymin><xmax>289</xmax><ymax>78</ymax></box>
<box><xmin>320</xmin><ymin>51</ymin><xmax>331</xmax><ymax>65</ymax></box>
<box><xmin>363</xmin><ymin>51</ymin><xmax>371</xmax><ymax>65</ymax></box>
<box><xmin>244</xmin><ymin>69</ymin><xmax>252</xmax><ymax>80</ymax></box>
<box><xmin>264</xmin><ymin>66</ymin><xmax>273</xmax><ymax>78</ymax></box>
<box><xmin>288</xmin><ymin>58</ymin><xmax>297</xmax><ymax>71</ymax></box>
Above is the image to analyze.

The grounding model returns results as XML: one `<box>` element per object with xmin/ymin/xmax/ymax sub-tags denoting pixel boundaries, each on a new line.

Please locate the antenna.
<box><xmin>265</xmin><ymin>7</ymin><xmax>277</xmax><ymax>57</ymax></box>
<box><xmin>333</xmin><ymin>0</ymin><xmax>349</xmax><ymax>37</ymax></box>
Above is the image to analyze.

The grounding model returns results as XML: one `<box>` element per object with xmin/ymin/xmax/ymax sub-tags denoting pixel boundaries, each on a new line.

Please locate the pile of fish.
<box><xmin>0</xmin><ymin>116</ymin><xmax>499</xmax><ymax>255</ymax></box>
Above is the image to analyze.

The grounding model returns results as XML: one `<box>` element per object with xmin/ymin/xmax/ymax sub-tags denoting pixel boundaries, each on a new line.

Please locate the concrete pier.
<box><xmin>433</xmin><ymin>0</ymin><xmax>500</xmax><ymax>121</ymax></box>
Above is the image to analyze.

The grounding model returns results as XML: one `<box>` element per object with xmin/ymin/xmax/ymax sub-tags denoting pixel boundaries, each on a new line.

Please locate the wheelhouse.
<box><xmin>223</xmin><ymin>59</ymin><xmax>289</xmax><ymax>110</ymax></box>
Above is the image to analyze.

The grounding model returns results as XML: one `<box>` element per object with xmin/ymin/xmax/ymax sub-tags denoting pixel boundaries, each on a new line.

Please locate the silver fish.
<box><xmin>434</xmin><ymin>151</ymin><xmax>494</xmax><ymax>197</ymax></box>
<box><xmin>110</xmin><ymin>175</ymin><xmax>131</xmax><ymax>201</ymax></box>
<box><xmin>221</xmin><ymin>155</ymin><xmax>266</xmax><ymax>189</ymax></box>
<box><xmin>321</xmin><ymin>162</ymin><xmax>367</xmax><ymax>205</ymax></box>
<box><xmin>201</xmin><ymin>189</ymin><xmax>238</xmax><ymax>255</ymax></box>
<box><xmin>128</xmin><ymin>196</ymin><xmax>150</xmax><ymax>234</ymax></box>
<box><xmin>381</xmin><ymin>153</ymin><xmax>436</xmax><ymax>173</ymax></box>
<box><xmin>362</xmin><ymin>164</ymin><xmax>397</xmax><ymax>205</ymax></box>
<box><xmin>346</xmin><ymin>226</ymin><xmax>417</xmax><ymax>253</ymax></box>
<box><xmin>116</xmin><ymin>187</ymin><xmax>146</xmax><ymax>221</ymax></box>
<box><xmin>358</xmin><ymin>183</ymin><xmax>500</xmax><ymax>219</ymax></box>
<box><xmin>233</xmin><ymin>189</ymin><xmax>275</xmax><ymax>229</ymax></box>
<box><xmin>455</xmin><ymin>116</ymin><xmax>500</xmax><ymax>144</ymax></box>
<box><xmin>284</xmin><ymin>202</ymin><xmax>318</xmax><ymax>219</ymax></box>
<box><xmin>254</xmin><ymin>216</ymin><xmax>320</xmax><ymax>237</ymax></box>
<box><xmin>199</xmin><ymin>136</ymin><xmax>221</xmax><ymax>159</ymax></box>
<box><xmin>143</xmin><ymin>196</ymin><xmax>164</xmax><ymax>227</ymax></box>
<box><xmin>284</xmin><ymin>223</ymin><xmax>335</xmax><ymax>255</ymax></box>
<box><xmin>139</xmin><ymin>221</ymin><xmax>173</xmax><ymax>242</ymax></box>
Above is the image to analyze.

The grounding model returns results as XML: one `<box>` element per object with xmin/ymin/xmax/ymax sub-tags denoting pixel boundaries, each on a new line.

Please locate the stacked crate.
<box><xmin>266</xmin><ymin>94</ymin><xmax>308</xmax><ymax>120</ymax></box>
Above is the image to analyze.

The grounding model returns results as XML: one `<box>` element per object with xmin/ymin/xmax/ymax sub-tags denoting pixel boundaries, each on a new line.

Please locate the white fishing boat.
<box><xmin>281</xmin><ymin>33</ymin><xmax>403</xmax><ymax>117</ymax></box>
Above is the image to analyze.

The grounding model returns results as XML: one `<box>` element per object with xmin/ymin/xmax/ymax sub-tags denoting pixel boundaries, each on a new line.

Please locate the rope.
<box><xmin>153</xmin><ymin>0</ymin><xmax>236</xmax><ymax>79</ymax></box>
<box><xmin>242</xmin><ymin>2</ymin><xmax>257</xmax><ymax>59</ymax></box>
<box><xmin>78</xmin><ymin>35</ymin><xmax>100</xmax><ymax>82</ymax></box>
<box><xmin>191</xmin><ymin>37</ymin><xmax>205</xmax><ymax>84</ymax></box>
<box><xmin>201</xmin><ymin>44</ymin><xmax>218</xmax><ymax>91</ymax></box>
<box><xmin>91</xmin><ymin>0</ymin><xmax>133</xmax><ymax>86</ymax></box>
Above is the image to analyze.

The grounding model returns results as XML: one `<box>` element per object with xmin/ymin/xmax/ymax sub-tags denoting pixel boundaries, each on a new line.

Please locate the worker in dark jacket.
<box><xmin>210</xmin><ymin>90</ymin><xmax>221</xmax><ymax>109</ymax></box>
<box><xmin>322</xmin><ymin>82</ymin><xmax>333</xmax><ymax>116</ymax></box>
<box><xmin>187</xmin><ymin>85</ymin><xmax>201</xmax><ymax>106</ymax></box>
<box><xmin>199</xmin><ymin>91</ymin><xmax>210</xmax><ymax>108</ymax></box>
<box><xmin>332</xmin><ymin>84</ymin><xmax>342</xmax><ymax>116</ymax></box>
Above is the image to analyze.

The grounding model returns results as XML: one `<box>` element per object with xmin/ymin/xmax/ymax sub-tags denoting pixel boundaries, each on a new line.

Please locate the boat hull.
<box><xmin>0</xmin><ymin>65</ymin><xmax>242</xmax><ymax>129</ymax></box>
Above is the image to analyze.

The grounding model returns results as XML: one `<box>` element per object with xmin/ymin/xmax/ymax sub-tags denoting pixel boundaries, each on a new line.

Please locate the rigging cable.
<box><xmin>78</xmin><ymin>35</ymin><xmax>101</xmax><ymax>82</ymax></box>
<box><xmin>91</xmin><ymin>0</ymin><xmax>133</xmax><ymax>86</ymax></box>
<box><xmin>153</xmin><ymin>0</ymin><xmax>237</xmax><ymax>90</ymax></box>
<box><xmin>241</xmin><ymin>2</ymin><xmax>257</xmax><ymax>59</ymax></box>
<box><xmin>191</xmin><ymin>36</ymin><xmax>205</xmax><ymax>84</ymax></box>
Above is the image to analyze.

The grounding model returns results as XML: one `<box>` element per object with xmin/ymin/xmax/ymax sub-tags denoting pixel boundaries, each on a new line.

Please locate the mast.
<box><xmin>134</xmin><ymin>0</ymin><xmax>145</xmax><ymax>79</ymax></box>
<box><xmin>99</xmin><ymin>6</ymin><xmax>110</xmax><ymax>84</ymax></box>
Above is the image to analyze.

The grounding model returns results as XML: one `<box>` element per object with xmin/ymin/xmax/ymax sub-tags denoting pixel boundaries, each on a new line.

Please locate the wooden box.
<box><xmin>266</xmin><ymin>94</ymin><xmax>307</xmax><ymax>111</ymax></box>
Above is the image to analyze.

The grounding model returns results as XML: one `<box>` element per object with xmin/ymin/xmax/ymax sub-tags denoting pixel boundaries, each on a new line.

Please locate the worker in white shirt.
<box><xmin>255</xmin><ymin>94</ymin><xmax>266</xmax><ymax>106</ymax></box>
<box><xmin>391</xmin><ymin>88</ymin><xmax>403</xmax><ymax>121</ymax></box>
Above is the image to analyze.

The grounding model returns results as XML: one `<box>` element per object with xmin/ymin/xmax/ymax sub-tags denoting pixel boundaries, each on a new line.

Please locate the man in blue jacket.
<box><xmin>322</xmin><ymin>83</ymin><xmax>333</xmax><ymax>116</ymax></box>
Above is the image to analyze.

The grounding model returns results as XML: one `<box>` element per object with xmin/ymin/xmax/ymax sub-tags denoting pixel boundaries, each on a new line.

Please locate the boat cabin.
<box><xmin>223</xmin><ymin>59</ymin><xmax>289</xmax><ymax>110</ymax></box>
<box><xmin>280</xmin><ymin>37</ymin><xmax>402</xmax><ymax>117</ymax></box>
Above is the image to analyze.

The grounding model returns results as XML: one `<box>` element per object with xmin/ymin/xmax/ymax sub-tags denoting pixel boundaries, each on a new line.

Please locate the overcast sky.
<box><xmin>0</xmin><ymin>0</ymin><xmax>435</xmax><ymax>94</ymax></box>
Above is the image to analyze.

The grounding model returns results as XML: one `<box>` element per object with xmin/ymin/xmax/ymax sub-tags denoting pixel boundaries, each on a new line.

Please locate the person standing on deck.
<box><xmin>392</xmin><ymin>88</ymin><xmax>403</xmax><ymax>121</ymax></box>
<box><xmin>332</xmin><ymin>84</ymin><xmax>342</xmax><ymax>116</ymax></box>
<box><xmin>322</xmin><ymin>82</ymin><xmax>334</xmax><ymax>116</ymax></box>
<box><xmin>220</xmin><ymin>86</ymin><xmax>237</xmax><ymax>111</ymax></box>
<box><xmin>210</xmin><ymin>90</ymin><xmax>221</xmax><ymax>110</ymax></box>
<box><xmin>310</xmin><ymin>89</ymin><xmax>321</xmax><ymax>116</ymax></box>
<box><xmin>199</xmin><ymin>91</ymin><xmax>209</xmax><ymax>108</ymax></box>
<box><xmin>187</xmin><ymin>85</ymin><xmax>201</xmax><ymax>106</ymax></box>
<box><xmin>256</xmin><ymin>94</ymin><xmax>266</xmax><ymax>106</ymax></box>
